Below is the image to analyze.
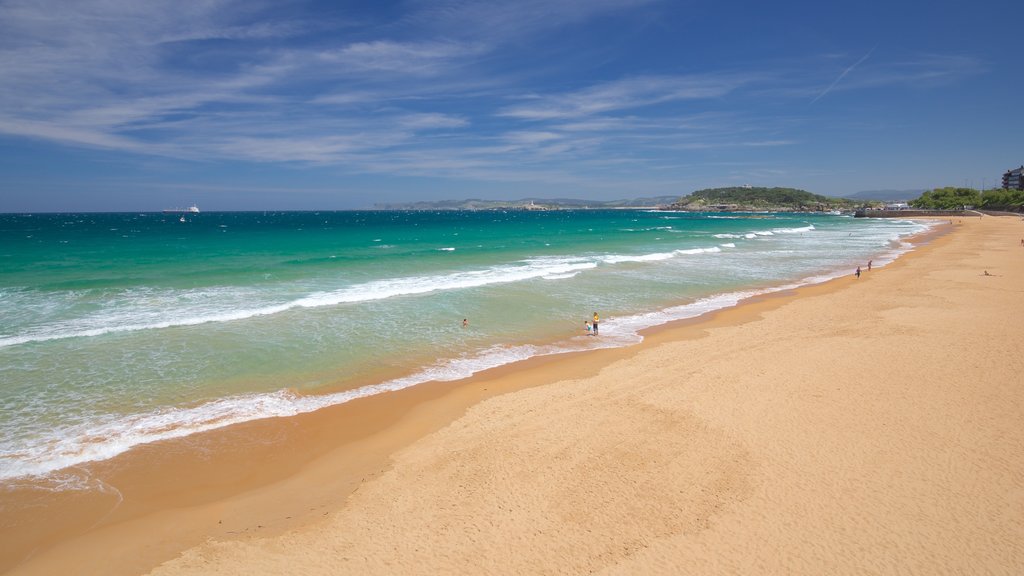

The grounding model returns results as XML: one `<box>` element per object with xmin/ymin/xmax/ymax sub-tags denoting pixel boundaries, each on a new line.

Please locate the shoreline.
<box><xmin>0</xmin><ymin>220</ymin><xmax>949</xmax><ymax>575</ymax></box>
<box><xmin>7</xmin><ymin>217</ymin><xmax>1020</xmax><ymax>575</ymax></box>
<box><xmin>0</xmin><ymin>217</ymin><xmax>931</xmax><ymax>483</ymax></box>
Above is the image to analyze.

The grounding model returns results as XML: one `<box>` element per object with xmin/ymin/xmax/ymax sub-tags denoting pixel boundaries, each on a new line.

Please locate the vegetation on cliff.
<box><xmin>910</xmin><ymin>187</ymin><xmax>1024</xmax><ymax>211</ymax></box>
<box><xmin>666</xmin><ymin>187</ymin><xmax>858</xmax><ymax>212</ymax></box>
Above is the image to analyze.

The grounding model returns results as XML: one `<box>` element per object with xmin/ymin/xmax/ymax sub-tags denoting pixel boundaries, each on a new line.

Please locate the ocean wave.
<box><xmin>617</xmin><ymin>226</ymin><xmax>674</xmax><ymax>232</ymax></box>
<box><xmin>291</xmin><ymin>260</ymin><xmax>599</xmax><ymax>309</ymax></box>
<box><xmin>0</xmin><ymin>301</ymin><xmax>296</xmax><ymax>348</ymax></box>
<box><xmin>0</xmin><ymin>225</ymin><xmax>933</xmax><ymax>482</ymax></box>
<box><xmin>0</xmin><ymin>260</ymin><xmax>599</xmax><ymax>348</ymax></box>
<box><xmin>0</xmin><ymin>257</ymin><xmax>877</xmax><ymax>482</ymax></box>
<box><xmin>598</xmin><ymin>246</ymin><xmax>720</xmax><ymax>264</ymax></box>
<box><xmin>0</xmin><ymin>337</ymin><xmax>624</xmax><ymax>481</ymax></box>
<box><xmin>771</xmin><ymin>224</ymin><xmax>815</xmax><ymax>234</ymax></box>
<box><xmin>0</xmin><ymin>247</ymin><xmax>727</xmax><ymax>348</ymax></box>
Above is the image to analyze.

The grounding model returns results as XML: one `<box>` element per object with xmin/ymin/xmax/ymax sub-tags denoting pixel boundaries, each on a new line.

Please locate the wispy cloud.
<box><xmin>395</xmin><ymin>113</ymin><xmax>470</xmax><ymax>130</ymax></box>
<box><xmin>0</xmin><ymin>0</ymin><xmax>989</xmax><ymax>198</ymax></box>
<box><xmin>317</xmin><ymin>40</ymin><xmax>487</xmax><ymax>75</ymax></box>
<box><xmin>849</xmin><ymin>54</ymin><xmax>983</xmax><ymax>88</ymax></box>
<box><xmin>499</xmin><ymin>74</ymin><xmax>749</xmax><ymax>120</ymax></box>
<box><xmin>812</xmin><ymin>46</ymin><xmax>877</xmax><ymax>103</ymax></box>
<box><xmin>399</xmin><ymin>0</ymin><xmax>659</xmax><ymax>42</ymax></box>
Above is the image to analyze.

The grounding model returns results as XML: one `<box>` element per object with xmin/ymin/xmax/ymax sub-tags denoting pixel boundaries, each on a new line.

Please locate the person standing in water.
<box><xmin>462</xmin><ymin>318</ymin><xmax>468</xmax><ymax>328</ymax></box>
<box><xmin>592</xmin><ymin>312</ymin><xmax>600</xmax><ymax>335</ymax></box>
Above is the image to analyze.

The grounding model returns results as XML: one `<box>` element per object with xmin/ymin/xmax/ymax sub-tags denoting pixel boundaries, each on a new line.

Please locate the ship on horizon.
<box><xmin>162</xmin><ymin>205</ymin><xmax>200</xmax><ymax>214</ymax></box>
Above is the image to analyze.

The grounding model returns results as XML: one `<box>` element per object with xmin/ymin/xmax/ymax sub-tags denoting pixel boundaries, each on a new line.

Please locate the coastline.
<box><xmin>5</xmin><ymin>216</ymin><xmax>1023</xmax><ymax>574</ymax></box>
<box><xmin>0</xmin><ymin>211</ymin><xmax>909</xmax><ymax>483</ymax></box>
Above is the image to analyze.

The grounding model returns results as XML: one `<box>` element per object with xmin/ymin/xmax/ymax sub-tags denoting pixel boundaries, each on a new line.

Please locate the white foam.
<box><xmin>0</xmin><ymin>338</ymin><xmax>625</xmax><ymax>481</ymax></box>
<box><xmin>0</xmin><ymin>301</ymin><xmax>296</xmax><ymax>348</ymax></box>
<box><xmin>600</xmin><ymin>251</ymin><xmax>676</xmax><ymax>264</ymax></box>
<box><xmin>3</xmin><ymin>246</ymin><xmax>738</xmax><ymax>349</ymax></box>
<box><xmin>771</xmin><ymin>224</ymin><xmax>815</xmax><ymax>234</ymax></box>
<box><xmin>0</xmin><ymin>259</ymin><xmax>599</xmax><ymax>348</ymax></box>
<box><xmin>676</xmin><ymin>246</ymin><xmax>721</xmax><ymax>255</ymax></box>
<box><xmin>598</xmin><ymin>246</ymin><xmax>720</xmax><ymax>264</ymax></box>
<box><xmin>0</xmin><ymin>224</ymin><xmax>933</xmax><ymax>482</ymax></box>
<box><xmin>2</xmin><ymin>272</ymin><xmax>828</xmax><ymax>481</ymax></box>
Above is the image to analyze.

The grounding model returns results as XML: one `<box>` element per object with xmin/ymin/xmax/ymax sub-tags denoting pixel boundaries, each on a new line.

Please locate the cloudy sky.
<box><xmin>0</xmin><ymin>0</ymin><xmax>1020</xmax><ymax>211</ymax></box>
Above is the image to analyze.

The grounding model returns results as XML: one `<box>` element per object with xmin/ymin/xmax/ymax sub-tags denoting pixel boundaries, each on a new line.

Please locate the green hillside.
<box><xmin>668</xmin><ymin>187</ymin><xmax>858</xmax><ymax>211</ymax></box>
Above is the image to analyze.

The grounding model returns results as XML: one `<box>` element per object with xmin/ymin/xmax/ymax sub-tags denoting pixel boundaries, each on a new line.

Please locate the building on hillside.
<box><xmin>1003</xmin><ymin>165</ymin><xmax>1024</xmax><ymax>190</ymax></box>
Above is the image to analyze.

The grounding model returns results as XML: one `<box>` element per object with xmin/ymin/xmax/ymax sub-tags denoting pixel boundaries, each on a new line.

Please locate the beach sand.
<box><xmin>6</xmin><ymin>215</ymin><xmax>1024</xmax><ymax>575</ymax></box>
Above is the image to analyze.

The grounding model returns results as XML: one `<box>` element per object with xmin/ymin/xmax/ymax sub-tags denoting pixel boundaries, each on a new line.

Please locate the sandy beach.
<box><xmin>6</xmin><ymin>214</ymin><xmax>1024</xmax><ymax>575</ymax></box>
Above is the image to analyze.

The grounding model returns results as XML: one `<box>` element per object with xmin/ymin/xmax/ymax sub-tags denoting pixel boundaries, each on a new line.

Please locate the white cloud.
<box><xmin>396</xmin><ymin>113</ymin><xmax>469</xmax><ymax>130</ymax></box>
<box><xmin>503</xmin><ymin>131</ymin><xmax>562</xmax><ymax>145</ymax></box>
<box><xmin>401</xmin><ymin>0</ymin><xmax>659</xmax><ymax>43</ymax></box>
<box><xmin>0</xmin><ymin>117</ymin><xmax>142</xmax><ymax>150</ymax></box>
<box><xmin>317</xmin><ymin>40</ymin><xmax>486</xmax><ymax>75</ymax></box>
<box><xmin>499</xmin><ymin>75</ymin><xmax>748</xmax><ymax>120</ymax></box>
<box><xmin>0</xmin><ymin>0</ymin><xmax>984</xmax><ymax>195</ymax></box>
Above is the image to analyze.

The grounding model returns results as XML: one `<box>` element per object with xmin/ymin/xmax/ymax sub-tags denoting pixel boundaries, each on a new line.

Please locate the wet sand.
<box><xmin>5</xmin><ymin>215</ymin><xmax>1024</xmax><ymax>575</ymax></box>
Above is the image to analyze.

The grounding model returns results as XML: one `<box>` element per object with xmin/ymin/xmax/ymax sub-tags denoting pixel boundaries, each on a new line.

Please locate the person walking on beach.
<box><xmin>867</xmin><ymin>260</ymin><xmax>872</xmax><ymax>271</ymax></box>
<box><xmin>855</xmin><ymin>266</ymin><xmax>861</xmax><ymax>279</ymax></box>
<box><xmin>592</xmin><ymin>312</ymin><xmax>600</xmax><ymax>335</ymax></box>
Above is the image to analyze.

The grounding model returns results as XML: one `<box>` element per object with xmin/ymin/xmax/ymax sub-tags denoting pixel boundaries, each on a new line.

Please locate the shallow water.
<box><xmin>0</xmin><ymin>210</ymin><xmax>930</xmax><ymax>482</ymax></box>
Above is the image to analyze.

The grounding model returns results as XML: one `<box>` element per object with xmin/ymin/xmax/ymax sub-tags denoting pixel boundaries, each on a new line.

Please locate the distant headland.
<box><xmin>375</xmin><ymin>187</ymin><xmax>863</xmax><ymax>212</ymax></box>
<box><xmin>374</xmin><ymin>196</ymin><xmax>681</xmax><ymax>211</ymax></box>
<box><xmin>663</xmin><ymin>187</ymin><xmax>858</xmax><ymax>212</ymax></box>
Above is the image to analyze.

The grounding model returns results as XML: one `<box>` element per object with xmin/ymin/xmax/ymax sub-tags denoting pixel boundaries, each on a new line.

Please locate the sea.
<box><xmin>0</xmin><ymin>209</ymin><xmax>932</xmax><ymax>486</ymax></box>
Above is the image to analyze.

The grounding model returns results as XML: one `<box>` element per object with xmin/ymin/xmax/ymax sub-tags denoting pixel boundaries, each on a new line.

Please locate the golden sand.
<box><xmin>7</xmin><ymin>215</ymin><xmax>1024</xmax><ymax>575</ymax></box>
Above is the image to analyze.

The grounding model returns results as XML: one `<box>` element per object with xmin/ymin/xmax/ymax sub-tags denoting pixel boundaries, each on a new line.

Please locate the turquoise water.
<box><xmin>0</xmin><ymin>210</ymin><xmax>930</xmax><ymax>482</ymax></box>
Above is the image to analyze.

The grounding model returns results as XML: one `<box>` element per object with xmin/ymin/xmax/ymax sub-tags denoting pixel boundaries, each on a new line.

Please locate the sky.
<box><xmin>0</xmin><ymin>0</ymin><xmax>1021</xmax><ymax>211</ymax></box>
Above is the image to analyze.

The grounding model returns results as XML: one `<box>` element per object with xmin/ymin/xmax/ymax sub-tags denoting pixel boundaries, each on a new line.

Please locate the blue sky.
<box><xmin>0</xmin><ymin>0</ymin><xmax>1021</xmax><ymax>211</ymax></box>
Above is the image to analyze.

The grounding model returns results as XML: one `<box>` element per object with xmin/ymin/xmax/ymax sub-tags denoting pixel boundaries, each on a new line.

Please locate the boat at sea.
<box><xmin>163</xmin><ymin>205</ymin><xmax>200</xmax><ymax>214</ymax></box>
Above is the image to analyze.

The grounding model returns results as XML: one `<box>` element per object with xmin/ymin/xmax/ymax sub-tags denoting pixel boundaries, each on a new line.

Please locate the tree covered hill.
<box><xmin>667</xmin><ymin>187</ymin><xmax>858</xmax><ymax>211</ymax></box>
<box><xmin>910</xmin><ymin>187</ymin><xmax>1024</xmax><ymax>211</ymax></box>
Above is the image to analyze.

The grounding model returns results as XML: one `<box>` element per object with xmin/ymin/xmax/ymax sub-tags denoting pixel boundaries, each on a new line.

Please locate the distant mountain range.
<box><xmin>374</xmin><ymin>196</ymin><xmax>681</xmax><ymax>210</ymax></box>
